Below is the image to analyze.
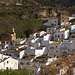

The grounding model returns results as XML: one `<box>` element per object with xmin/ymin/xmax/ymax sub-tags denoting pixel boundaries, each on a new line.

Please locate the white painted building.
<box><xmin>69</xmin><ymin>17</ymin><xmax>75</xmax><ymax>21</ymax></box>
<box><xmin>48</xmin><ymin>41</ymin><xmax>61</xmax><ymax>56</ymax></box>
<box><xmin>46</xmin><ymin>27</ymin><xmax>56</xmax><ymax>33</ymax></box>
<box><xmin>43</xmin><ymin>18</ymin><xmax>59</xmax><ymax>28</ymax></box>
<box><xmin>60</xmin><ymin>40</ymin><xmax>71</xmax><ymax>54</ymax></box>
<box><xmin>72</xmin><ymin>14</ymin><xmax>75</xmax><ymax>17</ymax></box>
<box><xmin>2</xmin><ymin>49</ymin><xmax>25</xmax><ymax>59</ymax></box>
<box><xmin>54</xmin><ymin>28</ymin><xmax>69</xmax><ymax>41</ymax></box>
<box><xmin>69</xmin><ymin>14</ymin><xmax>75</xmax><ymax>21</ymax></box>
<box><xmin>35</xmin><ymin>46</ymin><xmax>47</xmax><ymax>55</ymax></box>
<box><xmin>25</xmin><ymin>46</ymin><xmax>47</xmax><ymax>56</ymax></box>
<box><xmin>29</xmin><ymin>31</ymin><xmax>46</xmax><ymax>38</ymax></box>
<box><xmin>40</xmin><ymin>33</ymin><xmax>52</xmax><ymax>46</ymax></box>
<box><xmin>0</xmin><ymin>57</ymin><xmax>18</xmax><ymax>70</ymax></box>
<box><xmin>70</xmin><ymin>41</ymin><xmax>75</xmax><ymax>53</ymax></box>
<box><xmin>20</xmin><ymin>55</ymin><xmax>57</xmax><ymax>75</ymax></box>
<box><xmin>71</xmin><ymin>25</ymin><xmax>75</xmax><ymax>33</ymax></box>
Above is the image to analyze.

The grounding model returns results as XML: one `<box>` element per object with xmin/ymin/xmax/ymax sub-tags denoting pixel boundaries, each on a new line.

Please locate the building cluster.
<box><xmin>0</xmin><ymin>11</ymin><xmax>75</xmax><ymax>75</ymax></box>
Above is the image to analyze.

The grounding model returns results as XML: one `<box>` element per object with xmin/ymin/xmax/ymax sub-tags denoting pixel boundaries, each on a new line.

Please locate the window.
<box><xmin>58</xmin><ymin>35</ymin><xmax>60</xmax><ymax>37</ymax></box>
<box><xmin>6</xmin><ymin>67</ymin><xmax>8</xmax><ymax>70</ymax></box>
<box><xmin>54</xmin><ymin>55</ymin><xmax>56</xmax><ymax>57</ymax></box>
<box><xmin>62</xmin><ymin>16</ymin><xmax>64</xmax><ymax>18</ymax></box>
<box><xmin>20</xmin><ymin>62</ymin><xmax>24</xmax><ymax>65</ymax></box>
<box><xmin>55</xmin><ymin>35</ymin><xmax>57</xmax><ymax>37</ymax></box>
<box><xmin>14</xmin><ymin>54</ymin><xmax>19</xmax><ymax>57</ymax></box>
<box><xmin>51</xmin><ymin>50</ymin><xmax>53</xmax><ymax>52</ymax></box>
<box><xmin>62</xmin><ymin>20</ymin><xmax>64</xmax><ymax>22</ymax></box>
<box><xmin>56</xmin><ymin>51</ymin><xmax>58</xmax><ymax>52</ymax></box>
<box><xmin>7</xmin><ymin>61</ymin><xmax>9</xmax><ymax>63</ymax></box>
<box><xmin>26</xmin><ymin>62</ymin><xmax>30</xmax><ymax>65</ymax></box>
<box><xmin>62</xmin><ymin>13</ymin><xmax>64</xmax><ymax>15</ymax></box>
<box><xmin>33</xmin><ymin>64</ymin><xmax>36</xmax><ymax>67</ymax></box>
<box><xmin>58</xmin><ymin>30</ymin><xmax>60</xmax><ymax>32</ymax></box>
<box><xmin>73</xmin><ymin>49</ymin><xmax>75</xmax><ymax>52</ymax></box>
<box><xmin>68</xmin><ymin>49</ymin><xmax>70</xmax><ymax>52</ymax></box>
<box><xmin>56</xmin><ymin>46</ymin><xmax>57</xmax><ymax>48</ymax></box>
<box><xmin>50</xmin><ymin>47</ymin><xmax>54</xmax><ymax>49</ymax></box>
<box><xmin>62</xmin><ymin>34</ymin><xmax>63</xmax><ymax>37</ymax></box>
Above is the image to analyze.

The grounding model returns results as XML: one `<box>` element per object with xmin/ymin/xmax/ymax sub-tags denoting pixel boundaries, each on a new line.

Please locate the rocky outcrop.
<box><xmin>38</xmin><ymin>10</ymin><xmax>48</xmax><ymax>18</ymax></box>
<box><xmin>49</xmin><ymin>10</ymin><xmax>57</xmax><ymax>17</ymax></box>
<box><xmin>21</xmin><ymin>15</ymin><xmax>30</xmax><ymax>20</ymax></box>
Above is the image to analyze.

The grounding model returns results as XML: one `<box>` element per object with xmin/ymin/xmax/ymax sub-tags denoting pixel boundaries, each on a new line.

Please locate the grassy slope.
<box><xmin>0</xmin><ymin>14</ymin><xmax>43</xmax><ymax>38</ymax></box>
<box><xmin>0</xmin><ymin>1</ymin><xmax>43</xmax><ymax>38</ymax></box>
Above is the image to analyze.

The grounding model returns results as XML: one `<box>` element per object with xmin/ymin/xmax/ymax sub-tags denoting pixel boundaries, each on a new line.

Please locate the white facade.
<box><xmin>70</xmin><ymin>41</ymin><xmax>75</xmax><ymax>53</ymax></box>
<box><xmin>60</xmin><ymin>40</ymin><xmax>71</xmax><ymax>54</ymax></box>
<box><xmin>72</xmin><ymin>14</ymin><xmax>75</xmax><ymax>17</ymax></box>
<box><xmin>46</xmin><ymin>27</ymin><xmax>56</xmax><ymax>33</ymax></box>
<box><xmin>29</xmin><ymin>31</ymin><xmax>46</xmax><ymax>38</ymax></box>
<box><xmin>69</xmin><ymin>17</ymin><xmax>75</xmax><ymax>21</ymax></box>
<box><xmin>2</xmin><ymin>50</ymin><xmax>25</xmax><ymax>59</ymax></box>
<box><xmin>25</xmin><ymin>46</ymin><xmax>47</xmax><ymax>56</ymax></box>
<box><xmin>41</xmin><ymin>33</ymin><xmax>52</xmax><ymax>46</ymax></box>
<box><xmin>35</xmin><ymin>47</ymin><xmax>47</xmax><ymax>55</ymax></box>
<box><xmin>0</xmin><ymin>57</ymin><xmax>18</xmax><ymax>70</ymax></box>
<box><xmin>48</xmin><ymin>42</ymin><xmax>61</xmax><ymax>56</ymax></box>
<box><xmin>54</xmin><ymin>29</ymin><xmax>69</xmax><ymax>41</ymax></box>
<box><xmin>71</xmin><ymin>25</ymin><xmax>75</xmax><ymax>33</ymax></box>
<box><xmin>43</xmin><ymin>18</ymin><xmax>58</xmax><ymax>28</ymax></box>
<box><xmin>29</xmin><ymin>33</ymin><xmax>38</xmax><ymax>38</ymax></box>
<box><xmin>29</xmin><ymin>43</ymin><xmax>41</xmax><ymax>49</ymax></box>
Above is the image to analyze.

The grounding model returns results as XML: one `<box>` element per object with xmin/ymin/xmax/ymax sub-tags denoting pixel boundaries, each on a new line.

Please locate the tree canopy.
<box><xmin>0</xmin><ymin>68</ymin><xmax>33</xmax><ymax>75</ymax></box>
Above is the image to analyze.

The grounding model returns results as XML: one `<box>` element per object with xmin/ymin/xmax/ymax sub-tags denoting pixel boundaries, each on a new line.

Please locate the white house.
<box><xmin>40</xmin><ymin>33</ymin><xmax>52</xmax><ymax>46</ymax></box>
<box><xmin>43</xmin><ymin>18</ymin><xmax>59</xmax><ymax>28</ymax></box>
<box><xmin>20</xmin><ymin>54</ymin><xmax>57</xmax><ymax>75</ymax></box>
<box><xmin>24</xmin><ymin>46</ymin><xmax>47</xmax><ymax>56</ymax></box>
<box><xmin>72</xmin><ymin>14</ymin><xmax>75</xmax><ymax>17</ymax></box>
<box><xmin>48</xmin><ymin>41</ymin><xmax>61</xmax><ymax>57</ymax></box>
<box><xmin>69</xmin><ymin>17</ymin><xmax>75</xmax><ymax>21</ymax></box>
<box><xmin>14</xmin><ymin>38</ymin><xmax>26</xmax><ymax>45</ymax></box>
<box><xmin>0</xmin><ymin>54</ymin><xmax>11</xmax><ymax>60</ymax></box>
<box><xmin>71</xmin><ymin>25</ymin><xmax>75</xmax><ymax>33</ymax></box>
<box><xmin>46</xmin><ymin>27</ymin><xmax>56</xmax><ymax>33</ymax></box>
<box><xmin>70</xmin><ymin>41</ymin><xmax>75</xmax><ymax>53</ymax></box>
<box><xmin>60</xmin><ymin>40</ymin><xmax>71</xmax><ymax>54</ymax></box>
<box><xmin>35</xmin><ymin>46</ymin><xmax>47</xmax><ymax>55</ymax></box>
<box><xmin>2</xmin><ymin>49</ymin><xmax>25</xmax><ymax>59</ymax></box>
<box><xmin>69</xmin><ymin>14</ymin><xmax>75</xmax><ymax>21</ymax></box>
<box><xmin>0</xmin><ymin>57</ymin><xmax>18</xmax><ymax>70</ymax></box>
<box><xmin>54</xmin><ymin>28</ymin><xmax>69</xmax><ymax>41</ymax></box>
<box><xmin>29</xmin><ymin>31</ymin><xmax>46</xmax><ymax>38</ymax></box>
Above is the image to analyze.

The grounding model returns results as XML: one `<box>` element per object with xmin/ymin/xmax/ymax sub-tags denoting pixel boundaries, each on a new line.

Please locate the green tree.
<box><xmin>0</xmin><ymin>68</ymin><xmax>33</xmax><ymax>75</ymax></box>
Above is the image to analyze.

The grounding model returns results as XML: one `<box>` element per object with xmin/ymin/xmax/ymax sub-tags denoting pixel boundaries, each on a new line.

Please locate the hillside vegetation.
<box><xmin>0</xmin><ymin>68</ymin><xmax>33</xmax><ymax>75</ymax></box>
<box><xmin>0</xmin><ymin>0</ymin><xmax>75</xmax><ymax>38</ymax></box>
<box><xmin>35</xmin><ymin>0</ymin><xmax>75</xmax><ymax>14</ymax></box>
<box><xmin>0</xmin><ymin>1</ymin><xmax>43</xmax><ymax>38</ymax></box>
<box><xmin>35</xmin><ymin>0</ymin><xmax>75</xmax><ymax>7</ymax></box>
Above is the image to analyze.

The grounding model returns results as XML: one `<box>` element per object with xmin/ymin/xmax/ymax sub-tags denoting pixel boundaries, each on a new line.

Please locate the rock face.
<box><xmin>38</xmin><ymin>10</ymin><xmax>48</xmax><ymax>18</ymax></box>
<box><xmin>49</xmin><ymin>10</ymin><xmax>57</xmax><ymax>17</ymax></box>
<box><xmin>37</xmin><ymin>9</ymin><xmax>57</xmax><ymax>19</ymax></box>
<box><xmin>21</xmin><ymin>15</ymin><xmax>30</xmax><ymax>20</ymax></box>
<box><xmin>21</xmin><ymin>9</ymin><xmax>57</xmax><ymax>20</ymax></box>
<box><xmin>21</xmin><ymin>13</ymin><xmax>38</xmax><ymax>20</ymax></box>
